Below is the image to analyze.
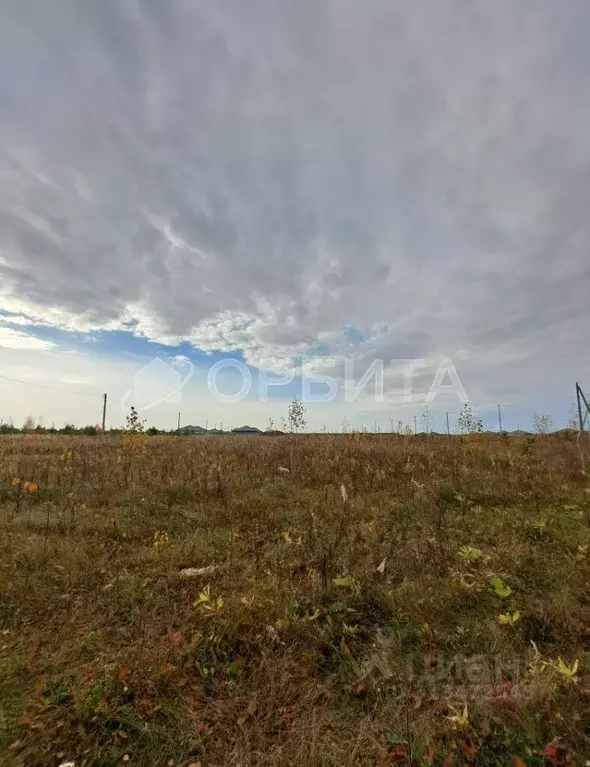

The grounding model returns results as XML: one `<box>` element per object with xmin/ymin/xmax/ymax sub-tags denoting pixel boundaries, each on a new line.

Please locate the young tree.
<box><xmin>126</xmin><ymin>405</ymin><xmax>145</xmax><ymax>433</ymax></box>
<box><xmin>421</xmin><ymin>405</ymin><xmax>434</xmax><ymax>434</ymax></box>
<box><xmin>287</xmin><ymin>398</ymin><xmax>307</xmax><ymax>433</ymax></box>
<box><xmin>457</xmin><ymin>403</ymin><xmax>483</xmax><ymax>434</ymax></box>
<box><xmin>532</xmin><ymin>413</ymin><xmax>553</xmax><ymax>435</ymax></box>
<box><xmin>566</xmin><ymin>404</ymin><xmax>579</xmax><ymax>431</ymax></box>
<box><xmin>22</xmin><ymin>415</ymin><xmax>35</xmax><ymax>432</ymax></box>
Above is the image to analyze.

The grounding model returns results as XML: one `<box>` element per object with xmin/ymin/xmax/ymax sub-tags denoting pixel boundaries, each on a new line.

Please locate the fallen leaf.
<box><xmin>167</xmin><ymin>631</ymin><xmax>182</xmax><ymax>645</ymax></box>
<box><xmin>377</xmin><ymin>557</ymin><xmax>386</xmax><ymax>575</ymax></box>
<box><xmin>460</xmin><ymin>742</ymin><xmax>476</xmax><ymax>758</ymax></box>
<box><xmin>19</xmin><ymin>714</ymin><xmax>34</xmax><ymax>727</ymax></box>
<box><xmin>28</xmin><ymin>642</ymin><xmax>40</xmax><ymax>665</ymax></box>
<box><xmin>116</xmin><ymin>666</ymin><xmax>130</xmax><ymax>681</ymax></box>
<box><xmin>332</xmin><ymin>574</ymin><xmax>356</xmax><ymax>588</ymax></box>
<box><xmin>35</xmin><ymin>675</ymin><xmax>46</xmax><ymax>697</ymax></box>
<box><xmin>512</xmin><ymin>758</ymin><xmax>527</xmax><ymax>767</ymax></box>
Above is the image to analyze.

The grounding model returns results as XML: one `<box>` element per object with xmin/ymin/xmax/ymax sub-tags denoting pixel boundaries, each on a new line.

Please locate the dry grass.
<box><xmin>0</xmin><ymin>432</ymin><xmax>589</xmax><ymax>766</ymax></box>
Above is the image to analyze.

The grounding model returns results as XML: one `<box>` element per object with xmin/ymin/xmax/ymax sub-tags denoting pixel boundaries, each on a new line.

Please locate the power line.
<box><xmin>0</xmin><ymin>372</ymin><xmax>101</xmax><ymax>398</ymax></box>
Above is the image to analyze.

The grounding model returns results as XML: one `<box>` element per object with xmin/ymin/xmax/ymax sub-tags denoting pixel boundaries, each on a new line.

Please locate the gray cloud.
<box><xmin>0</xmin><ymin>0</ymin><xmax>589</xmax><ymax>402</ymax></box>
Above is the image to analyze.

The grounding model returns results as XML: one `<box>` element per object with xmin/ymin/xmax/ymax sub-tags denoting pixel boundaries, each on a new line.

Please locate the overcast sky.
<box><xmin>0</xmin><ymin>0</ymin><xmax>588</xmax><ymax>430</ymax></box>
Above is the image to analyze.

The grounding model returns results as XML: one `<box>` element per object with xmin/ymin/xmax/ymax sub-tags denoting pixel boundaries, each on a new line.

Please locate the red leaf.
<box><xmin>19</xmin><ymin>714</ymin><xmax>34</xmax><ymax>727</ymax></box>
<box><xmin>116</xmin><ymin>666</ymin><xmax>130</xmax><ymax>681</ymax></box>
<box><xmin>167</xmin><ymin>631</ymin><xmax>182</xmax><ymax>646</ymax></box>
<box><xmin>498</xmin><ymin>695</ymin><xmax>519</xmax><ymax>709</ymax></box>
<box><xmin>392</xmin><ymin>745</ymin><xmax>406</xmax><ymax>758</ymax></box>
<box><xmin>460</xmin><ymin>742</ymin><xmax>476</xmax><ymax>758</ymax></box>
<box><xmin>27</xmin><ymin>642</ymin><xmax>40</xmax><ymax>665</ymax></box>
<box><xmin>35</xmin><ymin>675</ymin><xmax>45</xmax><ymax>697</ymax></box>
<box><xmin>543</xmin><ymin>743</ymin><xmax>558</xmax><ymax>758</ymax></box>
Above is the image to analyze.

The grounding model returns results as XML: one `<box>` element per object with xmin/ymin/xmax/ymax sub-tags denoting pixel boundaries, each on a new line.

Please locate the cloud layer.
<box><xmin>1</xmin><ymin>0</ymin><xmax>589</xmax><ymax>404</ymax></box>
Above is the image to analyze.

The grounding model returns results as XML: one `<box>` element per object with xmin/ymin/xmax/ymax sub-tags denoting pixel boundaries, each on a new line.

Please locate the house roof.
<box><xmin>231</xmin><ymin>425</ymin><xmax>262</xmax><ymax>433</ymax></box>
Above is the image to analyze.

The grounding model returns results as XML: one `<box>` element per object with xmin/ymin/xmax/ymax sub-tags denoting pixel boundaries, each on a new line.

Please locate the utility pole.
<box><xmin>102</xmin><ymin>393</ymin><xmax>107</xmax><ymax>432</ymax></box>
<box><xmin>576</xmin><ymin>382</ymin><xmax>590</xmax><ymax>434</ymax></box>
<box><xmin>414</xmin><ymin>415</ymin><xmax>417</xmax><ymax>435</ymax></box>
<box><xmin>446</xmin><ymin>411</ymin><xmax>450</xmax><ymax>436</ymax></box>
<box><xmin>177</xmin><ymin>412</ymin><xmax>181</xmax><ymax>432</ymax></box>
<box><xmin>497</xmin><ymin>404</ymin><xmax>503</xmax><ymax>433</ymax></box>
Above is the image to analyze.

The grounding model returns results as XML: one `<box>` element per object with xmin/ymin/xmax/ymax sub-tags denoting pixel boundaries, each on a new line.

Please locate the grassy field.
<box><xmin>1</xmin><ymin>432</ymin><xmax>589</xmax><ymax>766</ymax></box>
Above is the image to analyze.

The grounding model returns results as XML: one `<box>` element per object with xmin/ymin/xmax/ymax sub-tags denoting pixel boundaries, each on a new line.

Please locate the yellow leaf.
<box><xmin>448</xmin><ymin>703</ymin><xmax>469</xmax><ymax>728</ymax></box>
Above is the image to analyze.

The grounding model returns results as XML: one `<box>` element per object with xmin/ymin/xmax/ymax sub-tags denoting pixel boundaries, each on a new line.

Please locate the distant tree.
<box><xmin>566</xmin><ymin>404</ymin><xmax>579</xmax><ymax>431</ymax></box>
<box><xmin>125</xmin><ymin>405</ymin><xmax>145</xmax><ymax>433</ymax></box>
<box><xmin>421</xmin><ymin>405</ymin><xmax>434</xmax><ymax>434</ymax></box>
<box><xmin>457</xmin><ymin>403</ymin><xmax>483</xmax><ymax>434</ymax></box>
<box><xmin>532</xmin><ymin>413</ymin><xmax>553</xmax><ymax>435</ymax></box>
<box><xmin>146</xmin><ymin>426</ymin><xmax>159</xmax><ymax>436</ymax></box>
<box><xmin>266</xmin><ymin>417</ymin><xmax>275</xmax><ymax>432</ymax></box>
<box><xmin>22</xmin><ymin>415</ymin><xmax>35</xmax><ymax>432</ymax></box>
<box><xmin>287</xmin><ymin>398</ymin><xmax>307</xmax><ymax>433</ymax></box>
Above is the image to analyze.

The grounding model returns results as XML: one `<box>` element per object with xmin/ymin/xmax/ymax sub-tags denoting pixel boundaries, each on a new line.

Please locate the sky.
<box><xmin>0</xmin><ymin>0</ymin><xmax>588</xmax><ymax>432</ymax></box>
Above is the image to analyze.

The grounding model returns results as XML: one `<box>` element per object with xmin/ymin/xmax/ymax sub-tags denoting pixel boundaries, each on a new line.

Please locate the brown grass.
<box><xmin>0</xmin><ymin>432</ymin><xmax>589</xmax><ymax>766</ymax></box>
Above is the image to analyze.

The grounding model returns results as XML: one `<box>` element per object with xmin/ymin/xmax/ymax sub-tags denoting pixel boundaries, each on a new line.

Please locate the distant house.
<box><xmin>179</xmin><ymin>424</ymin><xmax>207</xmax><ymax>435</ymax></box>
<box><xmin>231</xmin><ymin>425</ymin><xmax>262</xmax><ymax>436</ymax></box>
